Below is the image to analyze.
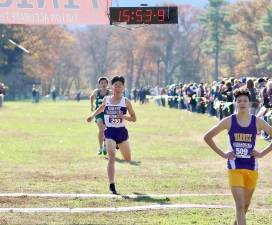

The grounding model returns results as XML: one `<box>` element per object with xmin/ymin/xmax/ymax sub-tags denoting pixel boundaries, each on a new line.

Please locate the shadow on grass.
<box><xmin>115</xmin><ymin>157</ymin><xmax>141</xmax><ymax>166</ymax></box>
<box><xmin>121</xmin><ymin>192</ymin><xmax>170</xmax><ymax>204</ymax></box>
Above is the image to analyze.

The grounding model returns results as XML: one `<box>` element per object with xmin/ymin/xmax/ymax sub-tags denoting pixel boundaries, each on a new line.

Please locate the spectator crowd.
<box><xmin>135</xmin><ymin>77</ymin><xmax>272</xmax><ymax>140</ymax></box>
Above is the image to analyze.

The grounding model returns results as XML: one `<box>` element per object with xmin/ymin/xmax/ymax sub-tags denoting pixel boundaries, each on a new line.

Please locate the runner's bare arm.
<box><xmin>252</xmin><ymin>118</ymin><xmax>272</xmax><ymax>158</ymax></box>
<box><xmin>90</xmin><ymin>89</ymin><xmax>98</xmax><ymax>111</ymax></box>
<box><xmin>123</xmin><ymin>99</ymin><xmax>136</xmax><ymax>122</ymax></box>
<box><xmin>203</xmin><ymin>116</ymin><xmax>235</xmax><ymax>159</ymax></box>
<box><xmin>86</xmin><ymin>98</ymin><xmax>106</xmax><ymax>123</ymax></box>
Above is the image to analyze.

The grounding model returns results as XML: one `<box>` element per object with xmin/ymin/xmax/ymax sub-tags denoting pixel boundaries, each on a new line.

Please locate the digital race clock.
<box><xmin>110</xmin><ymin>7</ymin><xmax>178</xmax><ymax>25</ymax></box>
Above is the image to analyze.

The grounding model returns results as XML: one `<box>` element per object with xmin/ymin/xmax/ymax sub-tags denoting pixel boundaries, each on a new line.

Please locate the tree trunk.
<box><xmin>214</xmin><ymin>49</ymin><xmax>219</xmax><ymax>81</ymax></box>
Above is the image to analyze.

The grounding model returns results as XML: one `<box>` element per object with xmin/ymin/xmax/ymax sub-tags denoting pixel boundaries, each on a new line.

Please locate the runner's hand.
<box><xmin>86</xmin><ymin>115</ymin><xmax>93</xmax><ymax>123</ymax></box>
<box><xmin>222</xmin><ymin>151</ymin><xmax>235</xmax><ymax>160</ymax></box>
<box><xmin>251</xmin><ymin>150</ymin><xmax>263</xmax><ymax>158</ymax></box>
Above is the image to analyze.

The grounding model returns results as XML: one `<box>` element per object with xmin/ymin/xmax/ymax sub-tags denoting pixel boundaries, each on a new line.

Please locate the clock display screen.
<box><xmin>110</xmin><ymin>7</ymin><xmax>178</xmax><ymax>25</ymax></box>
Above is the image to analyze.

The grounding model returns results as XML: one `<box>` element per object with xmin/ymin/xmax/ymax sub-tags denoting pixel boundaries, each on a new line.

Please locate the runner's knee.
<box><xmin>235</xmin><ymin>202</ymin><xmax>245</xmax><ymax>211</ymax></box>
<box><xmin>244</xmin><ymin>202</ymin><xmax>250</xmax><ymax>211</ymax></box>
<box><xmin>108</xmin><ymin>153</ymin><xmax>115</xmax><ymax>163</ymax></box>
<box><xmin>124</xmin><ymin>155</ymin><xmax>131</xmax><ymax>162</ymax></box>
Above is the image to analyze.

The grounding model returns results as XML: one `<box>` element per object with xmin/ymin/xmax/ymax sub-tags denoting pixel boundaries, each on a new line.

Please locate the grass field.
<box><xmin>0</xmin><ymin>100</ymin><xmax>272</xmax><ymax>224</ymax></box>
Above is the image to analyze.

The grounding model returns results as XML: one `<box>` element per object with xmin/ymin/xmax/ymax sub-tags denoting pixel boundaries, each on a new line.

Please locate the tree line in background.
<box><xmin>0</xmin><ymin>0</ymin><xmax>272</xmax><ymax>99</ymax></box>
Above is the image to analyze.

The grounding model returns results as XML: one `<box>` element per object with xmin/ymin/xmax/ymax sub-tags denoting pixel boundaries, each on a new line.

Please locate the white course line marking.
<box><xmin>0</xmin><ymin>193</ymin><xmax>231</xmax><ymax>199</ymax></box>
<box><xmin>0</xmin><ymin>204</ymin><xmax>234</xmax><ymax>213</ymax></box>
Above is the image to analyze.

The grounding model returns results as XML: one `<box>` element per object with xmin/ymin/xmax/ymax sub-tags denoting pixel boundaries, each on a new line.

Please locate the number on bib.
<box><xmin>109</xmin><ymin>117</ymin><xmax>122</xmax><ymax>124</ymax></box>
<box><xmin>235</xmin><ymin>148</ymin><xmax>250</xmax><ymax>158</ymax></box>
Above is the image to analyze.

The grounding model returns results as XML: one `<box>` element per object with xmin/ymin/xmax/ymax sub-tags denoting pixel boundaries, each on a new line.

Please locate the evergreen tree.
<box><xmin>200</xmin><ymin>0</ymin><xmax>234</xmax><ymax>80</ymax></box>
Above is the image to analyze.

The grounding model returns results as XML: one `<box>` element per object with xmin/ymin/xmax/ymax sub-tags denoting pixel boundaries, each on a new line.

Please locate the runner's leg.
<box><xmin>106</xmin><ymin>139</ymin><xmax>117</xmax><ymax>181</ymax></box>
<box><xmin>96</xmin><ymin>119</ymin><xmax>105</xmax><ymax>154</ymax></box>
<box><xmin>231</xmin><ymin>187</ymin><xmax>246</xmax><ymax>225</ymax></box>
<box><xmin>233</xmin><ymin>188</ymin><xmax>255</xmax><ymax>225</ymax></box>
<box><xmin>118</xmin><ymin>141</ymin><xmax>131</xmax><ymax>161</ymax></box>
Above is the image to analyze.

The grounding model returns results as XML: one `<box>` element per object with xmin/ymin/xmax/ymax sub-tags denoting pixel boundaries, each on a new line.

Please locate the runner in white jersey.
<box><xmin>86</xmin><ymin>76</ymin><xmax>136</xmax><ymax>194</ymax></box>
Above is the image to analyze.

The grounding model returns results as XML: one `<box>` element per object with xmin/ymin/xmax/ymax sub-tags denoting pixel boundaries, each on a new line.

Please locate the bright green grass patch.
<box><xmin>0</xmin><ymin>101</ymin><xmax>272</xmax><ymax>224</ymax></box>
